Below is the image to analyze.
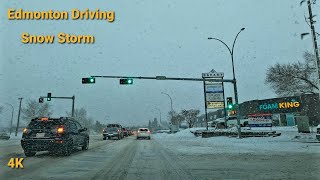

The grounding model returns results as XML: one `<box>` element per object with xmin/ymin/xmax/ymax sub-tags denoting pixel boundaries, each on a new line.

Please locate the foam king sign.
<box><xmin>257</xmin><ymin>97</ymin><xmax>302</xmax><ymax>113</ymax></box>
<box><xmin>259</xmin><ymin>101</ymin><xmax>300</xmax><ymax>110</ymax></box>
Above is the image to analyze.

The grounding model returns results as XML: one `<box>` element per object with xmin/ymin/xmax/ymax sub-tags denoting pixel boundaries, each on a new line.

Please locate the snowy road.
<box><xmin>0</xmin><ymin>133</ymin><xmax>319</xmax><ymax>180</ymax></box>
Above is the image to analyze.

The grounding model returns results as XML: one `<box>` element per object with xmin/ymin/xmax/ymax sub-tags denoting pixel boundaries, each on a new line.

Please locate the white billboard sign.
<box><xmin>206</xmin><ymin>93</ymin><xmax>224</xmax><ymax>101</ymax></box>
<box><xmin>205</xmin><ymin>85</ymin><xmax>223</xmax><ymax>93</ymax></box>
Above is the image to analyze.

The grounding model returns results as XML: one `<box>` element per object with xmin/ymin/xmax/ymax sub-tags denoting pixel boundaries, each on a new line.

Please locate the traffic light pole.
<box><xmin>39</xmin><ymin>95</ymin><xmax>75</xmax><ymax>117</ymax></box>
<box><xmin>90</xmin><ymin>75</ymin><xmax>234</xmax><ymax>83</ymax></box>
<box><xmin>202</xmin><ymin>78</ymin><xmax>209</xmax><ymax>131</ymax></box>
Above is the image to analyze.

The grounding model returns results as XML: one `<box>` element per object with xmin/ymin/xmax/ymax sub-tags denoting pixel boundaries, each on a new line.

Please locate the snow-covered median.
<box><xmin>153</xmin><ymin>127</ymin><xmax>320</xmax><ymax>155</ymax></box>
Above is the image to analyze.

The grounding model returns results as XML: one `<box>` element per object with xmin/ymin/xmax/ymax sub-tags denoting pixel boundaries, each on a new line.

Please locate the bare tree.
<box><xmin>21</xmin><ymin>100</ymin><xmax>53</xmax><ymax>122</ymax></box>
<box><xmin>168</xmin><ymin>111</ymin><xmax>184</xmax><ymax>125</ymax></box>
<box><xmin>66</xmin><ymin>108</ymin><xmax>93</xmax><ymax>129</ymax></box>
<box><xmin>181</xmin><ymin>109</ymin><xmax>200</xmax><ymax>128</ymax></box>
<box><xmin>265</xmin><ymin>52</ymin><xmax>318</xmax><ymax>97</ymax></box>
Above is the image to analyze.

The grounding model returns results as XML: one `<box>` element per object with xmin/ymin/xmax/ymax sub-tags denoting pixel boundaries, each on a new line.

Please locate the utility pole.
<box><xmin>15</xmin><ymin>98</ymin><xmax>23</xmax><ymax>136</ymax></box>
<box><xmin>306</xmin><ymin>0</ymin><xmax>320</xmax><ymax>98</ymax></box>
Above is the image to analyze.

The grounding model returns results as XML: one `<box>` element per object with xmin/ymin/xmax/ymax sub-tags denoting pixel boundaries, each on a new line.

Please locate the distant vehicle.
<box><xmin>103</xmin><ymin>124</ymin><xmax>123</xmax><ymax>140</ymax></box>
<box><xmin>156</xmin><ymin>129</ymin><xmax>170</xmax><ymax>134</ymax></box>
<box><xmin>316</xmin><ymin>124</ymin><xmax>320</xmax><ymax>141</ymax></box>
<box><xmin>127</xmin><ymin>130</ymin><xmax>133</xmax><ymax>136</ymax></box>
<box><xmin>0</xmin><ymin>131</ymin><xmax>10</xmax><ymax>140</ymax></box>
<box><xmin>21</xmin><ymin>117</ymin><xmax>89</xmax><ymax>157</ymax></box>
<box><xmin>137</xmin><ymin>128</ymin><xmax>151</xmax><ymax>140</ymax></box>
<box><xmin>122</xmin><ymin>128</ymin><xmax>128</xmax><ymax>137</ymax></box>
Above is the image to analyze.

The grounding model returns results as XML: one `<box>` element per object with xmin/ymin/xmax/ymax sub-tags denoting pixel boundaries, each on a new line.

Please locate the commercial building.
<box><xmin>196</xmin><ymin>93</ymin><xmax>320</xmax><ymax>127</ymax></box>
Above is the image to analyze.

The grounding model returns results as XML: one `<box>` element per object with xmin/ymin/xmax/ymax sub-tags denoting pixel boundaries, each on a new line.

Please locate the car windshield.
<box><xmin>106</xmin><ymin>127</ymin><xmax>118</xmax><ymax>131</ymax></box>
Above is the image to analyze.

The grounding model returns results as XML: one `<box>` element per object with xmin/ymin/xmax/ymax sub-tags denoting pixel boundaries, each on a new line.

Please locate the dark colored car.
<box><xmin>0</xmin><ymin>131</ymin><xmax>10</xmax><ymax>140</ymax></box>
<box><xmin>103</xmin><ymin>124</ymin><xmax>123</xmax><ymax>140</ymax></box>
<box><xmin>122</xmin><ymin>128</ymin><xmax>128</xmax><ymax>137</ymax></box>
<box><xmin>128</xmin><ymin>130</ymin><xmax>133</xmax><ymax>136</ymax></box>
<box><xmin>21</xmin><ymin>117</ymin><xmax>89</xmax><ymax>157</ymax></box>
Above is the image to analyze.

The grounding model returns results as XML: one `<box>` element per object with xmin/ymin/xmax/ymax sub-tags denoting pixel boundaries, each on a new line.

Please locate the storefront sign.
<box><xmin>248</xmin><ymin>118</ymin><xmax>272</xmax><ymax>127</ymax></box>
<box><xmin>207</xmin><ymin>101</ymin><xmax>224</xmax><ymax>109</ymax></box>
<box><xmin>256</xmin><ymin>97</ymin><xmax>302</xmax><ymax>113</ymax></box>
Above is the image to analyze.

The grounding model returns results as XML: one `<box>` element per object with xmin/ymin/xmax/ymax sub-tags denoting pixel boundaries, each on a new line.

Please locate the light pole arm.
<box><xmin>207</xmin><ymin>37</ymin><xmax>232</xmax><ymax>57</ymax></box>
<box><xmin>4</xmin><ymin>103</ymin><xmax>14</xmax><ymax>112</ymax></box>
<box><xmin>232</xmin><ymin>28</ymin><xmax>245</xmax><ymax>57</ymax></box>
<box><xmin>161</xmin><ymin>92</ymin><xmax>173</xmax><ymax>112</ymax></box>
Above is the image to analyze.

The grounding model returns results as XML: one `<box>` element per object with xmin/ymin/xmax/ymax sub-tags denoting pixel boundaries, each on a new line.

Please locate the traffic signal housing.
<box><xmin>39</xmin><ymin>97</ymin><xmax>44</xmax><ymax>103</ymax></box>
<box><xmin>82</xmin><ymin>77</ymin><xmax>95</xmax><ymax>84</ymax></box>
<box><xmin>120</xmin><ymin>78</ymin><xmax>133</xmax><ymax>85</ymax></box>
<box><xmin>47</xmin><ymin>93</ymin><xmax>51</xmax><ymax>101</ymax></box>
<box><xmin>226</xmin><ymin>97</ymin><xmax>234</xmax><ymax>110</ymax></box>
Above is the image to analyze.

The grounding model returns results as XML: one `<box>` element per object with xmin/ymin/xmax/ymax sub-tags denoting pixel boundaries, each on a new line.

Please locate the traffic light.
<box><xmin>82</xmin><ymin>77</ymin><xmax>95</xmax><ymax>84</ymax></box>
<box><xmin>226</xmin><ymin>97</ymin><xmax>233</xmax><ymax>110</ymax></box>
<box><xmin>120</xmin><ymin>78</ymin><xmax>133</xmax><ymax>85</ymax></box>
<box><xmin>47</xmin><ymin>93</ymin><xmax>51</xmax><ymax>101</ymax></box>
<box><xmin>39</xmin><ymin>97</ymin><xmax>44</xmax><ymax>103</ymax></box>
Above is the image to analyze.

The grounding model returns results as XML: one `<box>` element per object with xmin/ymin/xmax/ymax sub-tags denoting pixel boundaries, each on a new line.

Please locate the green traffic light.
<box><xmin>228</xmin><ymin>104</ymin><xmax>233</xmax><ymax>109</ymax></box>
<box><xmin>82</xmin><ymin>77</ymin><xmax>95</xmax><ymax>84</ymax></box>
<box><xmin>128</xmin><ymin>79</ymin><xmax>132</xmax><ymax>84</ymax></box>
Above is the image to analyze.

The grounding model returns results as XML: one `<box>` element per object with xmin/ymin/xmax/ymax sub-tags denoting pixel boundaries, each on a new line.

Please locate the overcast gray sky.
<box><xmin>0</xmin><ymin>0</ymin><xmax>317</xmax><ymax>127</ymax></box>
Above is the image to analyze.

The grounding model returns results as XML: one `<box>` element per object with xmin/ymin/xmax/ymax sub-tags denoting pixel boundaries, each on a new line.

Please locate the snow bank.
<box><xmin>153</xmin><ymin>127</ymin><xmax>320</xmax><ymax>155</ymax></box>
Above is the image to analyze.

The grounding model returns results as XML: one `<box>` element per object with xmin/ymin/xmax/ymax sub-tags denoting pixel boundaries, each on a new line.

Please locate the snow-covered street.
<box><xmin>0</xmin><ymin>128</ymin><xmax>319</xmax><ymax>180</ymax></box>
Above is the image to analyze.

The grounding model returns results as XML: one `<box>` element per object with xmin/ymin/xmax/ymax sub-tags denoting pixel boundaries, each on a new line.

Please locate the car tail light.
<box><xmin>57</xmin><ymin>127</ymin><xmax>64</xmax><ymax>133</ymax></box>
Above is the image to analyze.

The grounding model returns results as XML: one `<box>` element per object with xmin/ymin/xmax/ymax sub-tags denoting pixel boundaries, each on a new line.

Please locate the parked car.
<box><xmin>21</xmin><ymin>117</ymin><xmax>89</xmax><ymax>157</ymax></box>
<box><xmin>137</xmin><ymin>128</ymin><xmax>151</xmax><ymax>140</ymax></box>
<box><xmin>0</xmin><ymin>131</ymin><xmax>10</xmax><ymax>140</ymax></box>
<box><xmin>103</xmin><ymin>124</ymin><xmax>123</xmax><ymax>140</ymax></box>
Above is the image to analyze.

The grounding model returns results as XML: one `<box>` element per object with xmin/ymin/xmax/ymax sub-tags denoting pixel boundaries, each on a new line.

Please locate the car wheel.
<box><xmin>62</xmin><ymin>142</ymin><xmax>72</xmax><ymax>156</ymax></box>
<box><xmin>82</xmin><ymin>138</ymin><xmax>89</xmax><ymax>150</ymax></box>
<box><xmin>24</xmin><ymin>151</ymin><xmax>36</xmax><ymax>157</ymax></box>
<box><xmin>103</xmin><ymin>137</ymin><xmax>106</xmax><ymax>140</ymax></box>
<box><xmin>148</xmin><ymin>137</ymin><xmax>151</xmax><ymax>140</ymax></box>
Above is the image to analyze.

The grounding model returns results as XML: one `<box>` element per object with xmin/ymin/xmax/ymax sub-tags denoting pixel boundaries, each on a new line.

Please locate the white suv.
<box><xmin>137</xmin><ymin>128</ymin><xmax>151</xmax><ymax>140</ymax></box>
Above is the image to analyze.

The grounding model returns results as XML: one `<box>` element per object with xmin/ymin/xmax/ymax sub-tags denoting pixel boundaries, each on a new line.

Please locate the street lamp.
<box><xmin>4</xmin><ymin>103</ymin><xmax>14</xmax><ymax>135</ymax></box>
<box><xmin>161</xmin><ymin>92</ymin><xmax>173</xmax><ymax>123</ymax></box>
<box><xmin>208</xmin><ymin>27</ymin><xmax>245</xmax><ymax>138</ymax></box>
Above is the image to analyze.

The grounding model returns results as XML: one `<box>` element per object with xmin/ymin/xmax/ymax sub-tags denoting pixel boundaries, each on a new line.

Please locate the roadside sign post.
<box><xmin>202</xmin><ymin>69</ymin><xmax>225</xmax><ymax>130</ymax></box>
